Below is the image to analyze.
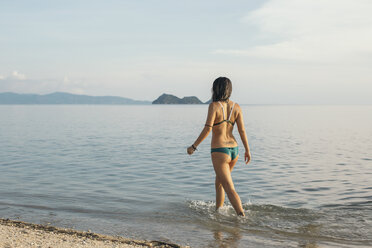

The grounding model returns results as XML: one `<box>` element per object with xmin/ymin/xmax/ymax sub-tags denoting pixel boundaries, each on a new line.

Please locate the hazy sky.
<box><xmin>1</xmin><ymin>0</ymin><xmax>371</xmax><ymax>104</ymax></box>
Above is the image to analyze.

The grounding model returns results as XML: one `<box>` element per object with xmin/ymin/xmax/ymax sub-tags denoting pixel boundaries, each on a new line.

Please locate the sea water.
<box><xmin>0</xmin><ymin>104</ymin><xmax>371</xmax><ymax>247</ymax></box>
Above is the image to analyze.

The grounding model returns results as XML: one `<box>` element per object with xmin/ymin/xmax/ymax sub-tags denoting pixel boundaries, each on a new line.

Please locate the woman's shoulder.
<box><xmin>208</xmin><ymin>101</ymin><xmax>220</xmax><ymax>109</ymax></box>
<box><xmin>230</xmin><ymin>100</ymin><xmax>240</xmax><ymax>108</ymax></box>
<box><xmin>231</xmin><ymin>101</ymin><xmax>242</xmax><ymax>113</ymax></box>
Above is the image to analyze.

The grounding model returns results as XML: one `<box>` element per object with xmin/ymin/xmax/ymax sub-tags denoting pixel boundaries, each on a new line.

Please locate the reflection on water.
<box><xmin>211</xmin><ymin>228</ymin><xmax>242</xmax><ymax>248</ymax></box>
<box><xmin>0</xmin><ymin>105</ymin><xmax>371</xmax><ymax>248</ymax></box>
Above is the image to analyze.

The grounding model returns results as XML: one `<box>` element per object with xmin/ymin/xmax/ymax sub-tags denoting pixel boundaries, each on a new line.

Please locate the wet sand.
<box><xmin>0</xmin><ymin>218</ymin><xmax>186</xmax><ymax>248</ymax></box>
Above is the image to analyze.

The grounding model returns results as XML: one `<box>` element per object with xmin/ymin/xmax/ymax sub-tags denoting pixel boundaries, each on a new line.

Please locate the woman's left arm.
<box><xmin>187</xmin><ymin>103</ymin><xmax>215</xmax><ymax>155</ymax></box>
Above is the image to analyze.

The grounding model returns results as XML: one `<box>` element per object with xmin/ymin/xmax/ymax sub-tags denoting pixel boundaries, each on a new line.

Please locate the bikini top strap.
<box><xmin>218</xmin><ymin>101</ymin><xmax>226</xmax><ymax>119</ymax></box>
<box><xmin>228</xmin><ymin>102</ymin><xmax>236</xmax><ymax>121</ymax></box>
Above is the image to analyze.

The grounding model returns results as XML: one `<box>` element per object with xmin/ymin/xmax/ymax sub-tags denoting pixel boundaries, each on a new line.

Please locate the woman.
<box><xmin>187</xmin><ymin>77</ymin><xmax>251</xmax><ymax>216</ymax></box>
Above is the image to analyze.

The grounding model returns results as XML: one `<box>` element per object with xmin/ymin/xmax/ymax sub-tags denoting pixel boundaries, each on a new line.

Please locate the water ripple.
<box><xmin>1</xmin><ymin>105</ymin><xmax>372</xmax><ymax>248</ymax></box>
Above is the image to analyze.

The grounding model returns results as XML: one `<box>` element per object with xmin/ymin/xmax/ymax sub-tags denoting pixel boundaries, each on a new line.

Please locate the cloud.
<box><xmin>12</xmin><ymin>70</ymin><xmax>27</xmax><ymax>80</ymax></box>
<box><xmin>0</xmin><ymin>74</ymin><xmax>88</xmax><ymax>95</ymax></box>
<box><xmin>0</xmin><ymin>71</ymin><xmax>27</xmax><ymax>81</ymax></box>
<box><xmin>214</xmin><ymin>0</ymin><xmax>372</xmax><ymax>63</ymax></box>
<box><xmin>63</xmin><ymin>76</ymin><xmax>70</xmax><ymax>83</ymax></box>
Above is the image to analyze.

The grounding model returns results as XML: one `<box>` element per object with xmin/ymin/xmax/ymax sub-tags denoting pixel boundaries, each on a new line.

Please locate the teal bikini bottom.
<box><xmin>211</xmin><ymin>146</ymin><xmax>239</xmax><ymax>160</ymax></box>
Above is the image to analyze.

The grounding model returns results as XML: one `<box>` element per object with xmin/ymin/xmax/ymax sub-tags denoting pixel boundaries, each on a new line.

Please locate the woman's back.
<box><xmin>211</xmin><ymin>100</ymin><xmax>239</xmax><ymax>148</ymax></box>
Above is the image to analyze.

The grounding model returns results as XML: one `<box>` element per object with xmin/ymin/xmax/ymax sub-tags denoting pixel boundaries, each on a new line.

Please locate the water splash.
<box><xmin>186</xmin><ymin>199</ymin><xmax>372</xmax><ymax>247</ymax></box>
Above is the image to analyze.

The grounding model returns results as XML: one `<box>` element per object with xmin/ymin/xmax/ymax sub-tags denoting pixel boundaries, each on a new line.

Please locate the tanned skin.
<box><xmin>187</xmin><ymin>100</ymin><xmax>251</xmax><ymax>216</ymax></box>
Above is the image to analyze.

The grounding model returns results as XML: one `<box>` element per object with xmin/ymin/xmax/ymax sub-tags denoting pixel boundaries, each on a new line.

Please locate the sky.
<box><xmin>1</xmin><ymin>0</ymin><xmax>371</xmax><ymax>104</ymax></box>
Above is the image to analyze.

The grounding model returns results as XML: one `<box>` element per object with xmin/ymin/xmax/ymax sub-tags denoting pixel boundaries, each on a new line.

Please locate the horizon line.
<box><xmin>1</xmin><ymin>91</ymin><xmax>371</xmax><ymax>105</ymax></box>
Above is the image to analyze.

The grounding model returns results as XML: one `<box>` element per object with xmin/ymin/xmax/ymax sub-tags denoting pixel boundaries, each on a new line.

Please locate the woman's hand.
<box><xmin>187</xmin><ymin>146</ymin><xmax>195</xmax><ymax>155</ymax></box>
<box><xmin>244</xmin><ymin>150</ymin><xmax>251</xmax><ymax>164</ymax></box>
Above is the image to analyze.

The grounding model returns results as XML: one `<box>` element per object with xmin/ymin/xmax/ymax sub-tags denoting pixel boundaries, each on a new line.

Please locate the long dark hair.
<box><xmin>212</xmin><ymin>77</ymin><xmax>232</xmax><ymax>102</ymax></box>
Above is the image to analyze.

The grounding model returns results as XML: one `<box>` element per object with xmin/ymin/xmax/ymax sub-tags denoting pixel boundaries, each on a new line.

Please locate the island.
<box><xmin>152</xmin><ymin>93</ymin><xmax>205</xmax><ymax>104</ymax></box>
<box><xmin>0</xmin><ymin>92</ymin><xmax>151</xmax><ymax>105</ymax></box>
<box><xmin>0</xmin><ymin>92</ymin><xmax>211</xmax><ymax>105</ymax></box>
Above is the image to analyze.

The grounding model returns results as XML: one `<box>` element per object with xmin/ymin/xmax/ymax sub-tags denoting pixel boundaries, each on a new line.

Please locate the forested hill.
<box><xmin>152</xmin><ymin>93</ymin><xmax>204</xmax><ymax>104</ymax></box>
<box><xmin>0</xmin><ymin>92</ymin><xmax>151</xmax><ymax>104</ymax></box>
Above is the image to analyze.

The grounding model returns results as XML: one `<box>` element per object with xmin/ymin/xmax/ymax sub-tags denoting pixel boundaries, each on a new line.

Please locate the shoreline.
<box><xmin>0</xmin><ymin>218</ymin><xmax>187</xmax><ymax>248</ymax></box>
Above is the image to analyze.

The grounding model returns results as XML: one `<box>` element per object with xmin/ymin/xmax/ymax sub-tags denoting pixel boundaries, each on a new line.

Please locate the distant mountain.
<box><xmin>152</xmin><ymin>93</ymin><xmax>204</xmax><ymax>104</ymax></box>
<box><xmin>0</xmin><ymin>92</ymin><xmax>151</xmax><ymax>104</ymax></box>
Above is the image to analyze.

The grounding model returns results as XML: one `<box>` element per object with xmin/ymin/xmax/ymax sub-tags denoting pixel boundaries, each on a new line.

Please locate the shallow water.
<box><xmin>0</xmin><ymin>105</ymin><xmax>371</xmax><ymax>247</ymax></box>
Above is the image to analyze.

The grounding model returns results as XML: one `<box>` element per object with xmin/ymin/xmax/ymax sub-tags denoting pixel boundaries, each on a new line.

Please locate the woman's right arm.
<box><xmin>236</xmin><ymin>104</ymin><xmax>251</xmax><ymax>164</ymax></box>
<box><xmin>187</xmin><ymin>103</ymin><xmax>215</xmax><ymax>155</ymax></box>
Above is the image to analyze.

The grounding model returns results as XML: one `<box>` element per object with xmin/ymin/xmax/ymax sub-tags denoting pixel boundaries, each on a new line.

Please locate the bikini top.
<box><xmin>213</xmin><ymin>101</ymin><xmax>236</xmax><ymax>126</ymax></box>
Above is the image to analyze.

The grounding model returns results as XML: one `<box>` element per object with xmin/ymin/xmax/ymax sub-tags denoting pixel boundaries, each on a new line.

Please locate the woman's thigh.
<box><xmin>211</xmin><ymin>153</ymin><xmax>235</xmax><ymax>191</ymax></box>
<box><xmin>229</xmin><ymin>155</ymin><xmax>239</xmax><ymax>172</ymax></box>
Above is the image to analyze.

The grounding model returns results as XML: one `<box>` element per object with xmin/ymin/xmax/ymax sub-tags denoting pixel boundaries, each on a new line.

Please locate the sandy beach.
<box><xmin>0</xmin><ymin>218</ymin><xmax>186</xmax><ymax>248</ymax></box>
